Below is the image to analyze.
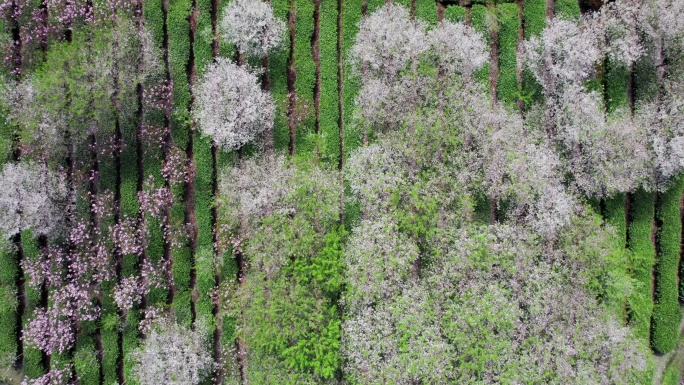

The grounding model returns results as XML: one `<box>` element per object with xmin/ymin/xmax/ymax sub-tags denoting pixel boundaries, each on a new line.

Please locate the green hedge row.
<box><xmin>496</xmin><ymin>3</ymin><xmax>518</xmax><ymax>107</ymax></box>
<box><xmin>603</xmin><ymin>42</ymin><xmax>633</xmax><ymax>328</ymax></box>
<box><xmin>627</xmin><ymin>190</ymin><xmax>656</xmax><ymax>342</ymax></box>
<box><xmin>143</xmin><ymin>0</ymin><xmax>171</xmax><ymax>309</ymax></box>
<box><xmin>167</xmin><ymin>0</ymin><xmax>194</xmax><ymax>327</ymax></box>
<box><xmin>20</xmin><ymin>232</ymin><xmax>45</xmax><ymax>379</ymax></box>
<box><xmin>115</xmin><ymin>0</ymin><xmax>175</xmax><ymax>382</ymax></box>
<box><xmin>521</xmin><ymin>0</ymin><xmax>544</xmax><ymax>107</ymax></box>
<box><xmin>292</xmin><ymin>0</ymin><xmax>316</xmax><ymax>157</ymax></box>
<box><xmin>606</xmin><ymin>58</ymin><xmax>630</xmax><ymax>114</ymax></box>
<box><xmin>0</xmin><ymin>242</ymin><xmax>17</xmax><ymax>371</ymax></box>
<box><xmin>652</xmin><ymin>177</ymin><xmax>683</xmax><ymax>354</ymax></box>
<box><xmin>269</xmin><ymin>0</ymin><xmax>290</xmax><ymax>153</ymax></box>
<box><xmin>604</xmin><ymin>194</ymin><xmax>627</xmax><ymax>250</ymax></box>
<box><xmin>603</xmin><ymin>194</ymin><xmax>628</xmax><ymax>321</ymax></box>
<box><xmin>73</xmin><ymin>323</ymin><xmax>98</xmax><ymax>385</ymax></box>
<box><xmin>194</xmin><ymin>0</ymin><xmax>216</xmax><ymax>349</ymax></box>
<box><xmin>212</xmin><ymin>3</ymin><xmax>238</xmax><ymax>367</ymax></box>
<box><xmin>474</xmin><ymin>0</ymin><xmax>517</xmax><ymax>4</ymax></box>
<box><xmin>444</xmin><ymin>4</ymin><xmax>466</xmax><ymax>22</ymax></box>
<box><xmin>661</xmin><ymin>339</ymin><xmax>684</xmax><ymax>385</ymax></box>
<box><xmin>662</xmin><ymin>364</ymin><xmax>681</xmax><ymax>385</ymax></box>
<box><xmin>470</xmin><ymin>5</ymin><xmax>491</xmax><ymax>94</ymax></box>
<box><xmin>319</xmin><ymin>0</ymin><xmax>341</xmax><ymax>164</ymax></box>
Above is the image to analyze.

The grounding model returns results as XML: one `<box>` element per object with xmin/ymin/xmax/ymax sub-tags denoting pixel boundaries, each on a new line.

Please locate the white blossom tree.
<box><xmin>349</xmin><ymin>3</ymin><xmax>427</xmax><ymax>79</ymax></box>
<box><xmin>130</xmin><ymin>319</ymin><xmax>213</xmax><ymax>385</ymax></box>
<box><xmin>193</xmin><ymin>58</ymin><xmax>275</xmax><ymax>151</ymax></box>
<box><xmin>0</xmin><ymin>161</ymin><xmax>66</xmax><ymax>240</ymax></box>
<box><xmin>220</xmin><ymin>0</ymin><xmax>285</xmax><ymax>59</ymax></box>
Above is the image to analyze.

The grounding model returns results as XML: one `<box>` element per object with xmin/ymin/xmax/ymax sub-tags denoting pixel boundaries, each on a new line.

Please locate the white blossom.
<box><xmin>593</xmin><ymin>0</ymin><xmax>644</xmax><ymax>66</ymax></box>
<box><xmin>524</xmin><ymin>17</ymin><xmax>602</xmax><ymax>95</ymax></box>
<box><xmin>639</xmin><ymin>97</ymin><xmax>684</xmax><ymax>186</ymax></box>
<box><xmin>427</xmin><ymin>20</ymin><xmax>488</xmax><ymax>78</ymax></box>
<box><xmin>193</xmin><ymin>58</ymin><xmax>275</xmax><ymax>151</ymax></box>
<box><xmin>638</xmin><ymin>0</ymin><xmax>684</xmax><ymax>49</ymax></box>
<box><xmin>0</xmin><ymin>78</ymin><xmax>63</xmax><ymax>157</ymax></box>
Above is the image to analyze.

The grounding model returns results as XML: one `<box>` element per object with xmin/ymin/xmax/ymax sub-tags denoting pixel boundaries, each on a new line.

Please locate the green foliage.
<box><xmin>602</xmin><ymin>195</ymin><xmax>628</xmax><ymax>317</ymax></box>
<box><xmin>523</xmin><ymin>0</ymin><xmax>545</xmax><ymax>38</ymax></box>
<box><xmin>520</xmin><ymin>0</ymin><xmax>545</xmax><ymax>107</ymax></box>
<box><xmin>651</xmin><ymin>177</ymin><xmax>683</xmax><ymax>354</ymax></box>
<box><xmin>662</xmin><ymin>339</ymin><xmax>684</xmax><ymax>385</ymax></box>
<box><xmin>496</xmin><ymin>3</ymin><xmax>519</xmax><ymax>106</ymax></box>
<box><xmin>606</xmin><ymin>58</ymin><xmax>630</xmax><ymax>113</ymax></box>
<box><xmin>444</xmin><ymin>4</ymin><xmax>466</xmax><ymax>23</ymax></box>
<box><xmin>662</xmin><ymin>364</ymin><xmax>681</xmax><ymax>385</ymax></box>
<box><xmin>167</xmin><ymin>0</ymin><xmax>195</xmax><ymax>326</ymax></box>
<box><xmin>269</xmin><ymin>0</ymin><xmax>290</xmax><ymax>154</ymax></box>
<box><xmin>415</xmin><ymin>0</ymin><xmax>437</xmax><ymax>24</ymax></box>
<box><xmin>556</xmin><ymin>0</ymin><xmax>580</xmax><ymax>18</ymax></box>
<box><xmin>292</xmin><ymin>0</ymin><xmax>316</xmax><ymax>156</ymax></box>
<box><xmin>234</xmin><ymin>164</ymin><xmax>344</xmax><ymax>382</ymax></box>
